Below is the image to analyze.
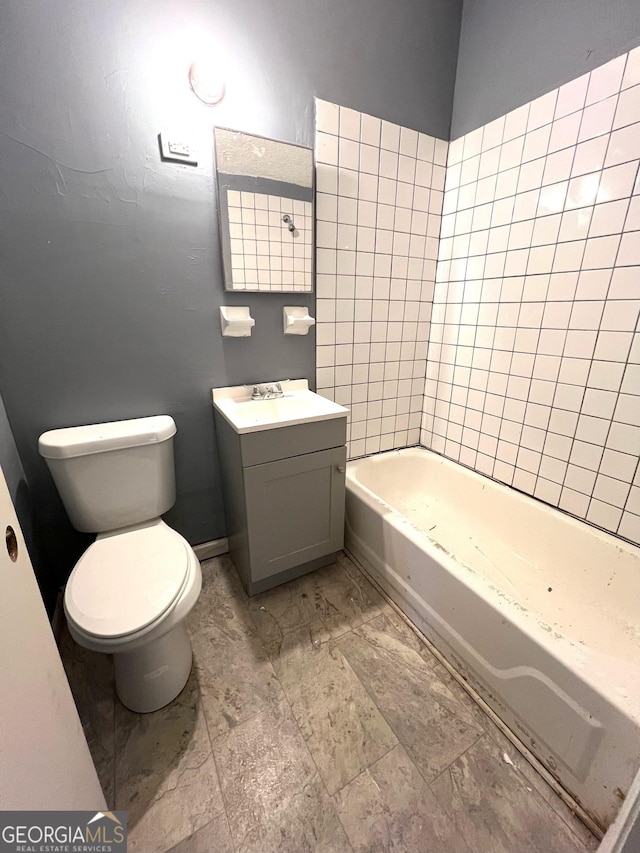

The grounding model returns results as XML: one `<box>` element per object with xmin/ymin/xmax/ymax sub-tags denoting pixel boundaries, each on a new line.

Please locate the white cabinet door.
<box><xmin>0</xmin><ymin>464</ymin><xmax>105</xmax><ymax>809</ymax></box>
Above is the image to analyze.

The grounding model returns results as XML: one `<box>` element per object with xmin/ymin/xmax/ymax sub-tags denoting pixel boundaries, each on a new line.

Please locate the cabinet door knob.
<box><xmin>337</xmin><ymin>466</ymin><xmax>346</xmax><ymax>474</ymax></box>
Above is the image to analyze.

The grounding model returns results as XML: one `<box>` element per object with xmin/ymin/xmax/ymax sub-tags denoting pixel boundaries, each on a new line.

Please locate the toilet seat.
<box><xmin>65</xmin><ymin>521</ymin><xmax>190</xmax><ymax>640</ymax></box>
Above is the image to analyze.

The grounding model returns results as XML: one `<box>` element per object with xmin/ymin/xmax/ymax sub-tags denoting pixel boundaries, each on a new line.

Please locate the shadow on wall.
<box><xmin>8</xmin><ymin>476</ymin><xmax>62</xmax><ymax>616</ymax></box>
<box><xmin>32</xmin><ymin>485</ymin><xmax>94</xmax><ymax>618</ymax></box>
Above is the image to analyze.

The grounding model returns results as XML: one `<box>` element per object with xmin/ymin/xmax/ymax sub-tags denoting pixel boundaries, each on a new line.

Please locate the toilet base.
<box><xmin>113</xmin><ymin>623</ymin><xmax>193</xmax><ymax>713</ymax></box>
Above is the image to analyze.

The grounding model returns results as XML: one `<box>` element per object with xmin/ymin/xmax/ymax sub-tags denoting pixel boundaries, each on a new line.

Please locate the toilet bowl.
<box><xmin>39</xmin><ymin>415</ymin><xmax>202</xmax><ymax>713</ymax></box>
<box><xmin>64</xmin><ymin>519</ymin><xmax>202</xmax><ymax>712</ymax></box>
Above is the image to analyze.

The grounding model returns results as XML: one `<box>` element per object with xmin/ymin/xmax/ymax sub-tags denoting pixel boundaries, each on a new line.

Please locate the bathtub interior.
<box><xmin>349</xmin><ymin>448</ymin><xmax>640</xmax><ymax>657</ymax></box>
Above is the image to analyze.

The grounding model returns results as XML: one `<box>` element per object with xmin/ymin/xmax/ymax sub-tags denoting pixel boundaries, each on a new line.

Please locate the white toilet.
<box><xmin>38</xmin><ymin>415</ymin><xmax>202</xmax><ymax>713</ymax></box>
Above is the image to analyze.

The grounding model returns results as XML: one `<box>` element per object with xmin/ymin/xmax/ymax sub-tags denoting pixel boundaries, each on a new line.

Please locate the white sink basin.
<box><xmin>212</xmin><ymin>380</ymin><xmax>349</xmax><ymax>434</ymax></box>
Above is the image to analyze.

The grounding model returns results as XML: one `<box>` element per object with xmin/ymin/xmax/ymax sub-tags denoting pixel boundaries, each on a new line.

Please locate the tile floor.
<box><xmin>60</xmin><ymin>552</ymin><xmax>600</xmax><ymax>853</ymax></box>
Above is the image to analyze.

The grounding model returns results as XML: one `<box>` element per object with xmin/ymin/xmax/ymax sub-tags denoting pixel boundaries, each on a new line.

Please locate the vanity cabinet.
<box><xmin>213</xmin><ymin>412</ymin><xmax>347</xmax><ymax>595</ymax></box>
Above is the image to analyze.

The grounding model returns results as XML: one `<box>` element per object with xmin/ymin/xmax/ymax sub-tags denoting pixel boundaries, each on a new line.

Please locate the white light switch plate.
<box><xmin>158</xmin><ymin>132</ymin><xmax>198</xmax><ymax>166</ymax></box>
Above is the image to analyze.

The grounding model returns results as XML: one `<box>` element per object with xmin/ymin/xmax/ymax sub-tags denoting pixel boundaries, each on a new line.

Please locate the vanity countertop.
<box><xmin>211</xmin><ymin>379</ymin><xmax>349</xmax><ymax>434</ymax></box>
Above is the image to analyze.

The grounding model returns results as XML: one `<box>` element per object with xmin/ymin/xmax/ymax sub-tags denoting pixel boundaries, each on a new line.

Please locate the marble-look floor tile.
<box><xmin>431</xmin><ymin>735</ymin><xmax>594</xmax><ymax>853</ymax></box>
<box><xmin>339</xmin><ymin>614</ymin><xmax>484</xmax><ymax>781</ymax></box>
<box><xmin>368</xmin><ymin>599</ymin><xmax>440</xmax><ymax>668</ymax></box>
<box><xmin>214</xmin><ymin>699</ymin><xmax>352</xmax><ymax>853</ymax></box>
<box><xmin>263</xmin><ymin>617</ymin><xmax>333</xmax><ymax>657</ymax></box>
<box><xmin>66</xmin><ymin>551</ymin><xmax>599</xmax><ymax>853</ymax></box>
<box><xmin>188</xmin><ymin>574</ymin><xmax>284</xmax><ymax>739</ymax></box>
<box><xmin>268</xmin><ymin>624</ymin><xmax>398</xmax><ymax>794</ymax></box>
<box><xmin>247</xmin><ymin>558</ymin><xmax>386</xmax><ymax>647</ymax></box>
<box><xmin>199</xmin><ymin>554</ymin><xmax>247</xmax><ymax>602</ymax></box>
<box><xmin>339</xmin><ymin>554</ymin><xmax>439</xmax><ymax>669</ymax></box>
<box><xmin>432</xmin><ymin>664</ymin><xmax>599</xmax><ymax>851</ymax></box>
<box><xmin>115</xmin><ymin>670</ymin><xmax>224</xmax><ymax>853</ymax></box>
<box><xmin>334</xmin><ymin>743</ymin><xmax>473</xmax><ymax>853</ymax></box>
<box><xmin>165</xmin><ymin>812</ymin><xmax>234</xmax><ymax>853</ymax></box>
<box><xmin>59</xmin><ymin>623</ymin><xmax>115</xmax><ymax>807</ymax></box>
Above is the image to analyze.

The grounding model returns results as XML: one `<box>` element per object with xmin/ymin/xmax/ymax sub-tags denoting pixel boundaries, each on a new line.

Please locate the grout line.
<box><xmin>426</xmin><ymin>728</ymin><xmax>486</xmax><ymax>789</ymax></box>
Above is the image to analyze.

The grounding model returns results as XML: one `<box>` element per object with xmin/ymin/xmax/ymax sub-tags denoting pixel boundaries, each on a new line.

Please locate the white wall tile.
<box><xmin>617</xmin><ymin>230</ymin><xmax>640</xmax><ymax>266</ymax></box>
<box><xmin>596</xmin><ymin>160</ymin><xmax>638</xmax><ymax>202</ymax></box>
<box><xmin>604</xmin><ymin>122</ymin><xmax>640</xmax><ymax>166</ymax></box>
<box><xmin>578</xmin><ymin>96</ymin><xmax>618</xmax><ymax>142</ymax></box>
<box><xmin>420</xmin><ymin>45</ymin><xmax>640</xmax><ymax>546</ymax></box>
<box><xmin>623</xmin><ymin>47</ymin><xmax>640</xmax><ymax>89</ymax></box>
<box><xmin>555</xmin><ymin>73</ymin><xmax>590</xmax><ymax>118</ymax></box>
<box><xmin>587</xmin><ymin>498</ymin><xmax>623</xmax><ymax>530</ymax></box>
<box><xmin>316</xmin><ymin>99</ymin><xmax>340</xmax><ymax>134</ymax></box>
<box><xmin>316</xmin><ymin>97</ymin><xmax>445</xmax><ymax>459</ymax></box>
<box><xmin>321</xmin><ymin>51</ymin><xmax>639</xmax><ymax>545</ymax></box>
<box><xmin>585</xmin><ymin>54</ymin><xmax>626</xmax><ymax>105</ymax></box>
<box><xmin>619</xmin><ymin>511</ymin><xmax>640</xmax><ymax>541</ymax></box>
<box><xmin>588</xmin><ymin>198</ymin><xmax>629</xmax><ymax>236</ymax></box>
<box><xmin>571</xmin><ymin>135</ymin><xmax>609</xmax><ymax>176</ymax></box>
<box><xmin>527</xmin><ymin>90</ymin><xmax>558</xmax><ymax>131</ymax></box>
<box><xmin>614</xmin><ymin>84</ymin><xmax>640</xmax><ymax>129</ymax></box>
<box><xmin>548</xmin><ymin>111</ymin><xmax>581</xmax><ymax>152</ymax></box>
<box><xmin>340</xmin><ymin>106</ymin><xmax>361</xmax><ymax>141</ymax></box>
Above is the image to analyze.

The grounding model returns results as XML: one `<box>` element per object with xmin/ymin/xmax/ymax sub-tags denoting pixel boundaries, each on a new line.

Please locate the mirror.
<box><xmin>214</xmin><ymin>127</ymin><xmax>314</xmax><ymax>292</ymax></box>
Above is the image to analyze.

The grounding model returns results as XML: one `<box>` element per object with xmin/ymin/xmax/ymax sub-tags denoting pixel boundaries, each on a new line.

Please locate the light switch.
<box><xmin>158</xmin><ymin>132</ymin><xmax>197</xmax><ymax>166</ymax></box>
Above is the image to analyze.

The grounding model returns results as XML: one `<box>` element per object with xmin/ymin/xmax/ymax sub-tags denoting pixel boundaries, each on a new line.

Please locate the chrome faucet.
<box><xmin>251</xmin><ymin>382</ymin><xmax>284</xmax><ymax>400</ymax></box>
<box><xmin>264</xmin><ymin>382</ymin><xmax>284</xmax><ymax>399</ymax></box>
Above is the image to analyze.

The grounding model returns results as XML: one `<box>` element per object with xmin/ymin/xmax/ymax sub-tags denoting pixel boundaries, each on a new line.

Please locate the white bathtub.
<box><xmin>345</xmin><ymin>447</ymin><xmax>640</xmax><ymax>831</ymax></box>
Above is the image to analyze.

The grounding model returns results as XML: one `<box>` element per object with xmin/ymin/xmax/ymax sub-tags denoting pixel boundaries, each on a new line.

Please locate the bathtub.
<box><xmin>345</xmin><ymin>447</ymin><xmax>640</xmax><ymax>831</ymax></box>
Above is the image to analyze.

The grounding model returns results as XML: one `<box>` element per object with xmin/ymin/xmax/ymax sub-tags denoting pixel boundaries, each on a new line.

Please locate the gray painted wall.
<box><xmin>0</xmin><ymin>0</ymin><xmax>462</xmax><ymax>606</ymax></box>
<box><xmin>451</xmin><ymin>0</ymin><xmax>640</xmax><ymax>138</ymax></box>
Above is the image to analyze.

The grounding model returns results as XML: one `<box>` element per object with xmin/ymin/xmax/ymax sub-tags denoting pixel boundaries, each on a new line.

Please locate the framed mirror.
<box><xmin>214</xmin><ymin>127</ymin><xmax>314</xmax><ymax>292</ymax></box>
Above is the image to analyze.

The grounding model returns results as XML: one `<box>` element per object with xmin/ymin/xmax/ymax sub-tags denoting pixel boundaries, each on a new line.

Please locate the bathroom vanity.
<box><xmin>212</xmin><ymin>380</ymin><xmax>348</xmax><ymax>594</ymax></box>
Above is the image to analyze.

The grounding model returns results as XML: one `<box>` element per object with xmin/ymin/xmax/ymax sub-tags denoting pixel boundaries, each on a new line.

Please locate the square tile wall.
<box><xmin>422</xmin><ymin>44</ymin><xmax>640</xmax><ymax>545</ymax></box>
<box><xmin>227</xmin><ymin>191</ymin><xmax>312</xmax><ymax>291</ymax></box>
<box><xmin>315</xmin><ymin>98</ymin><xmax>448</xmax><ymax>457</ymax></box>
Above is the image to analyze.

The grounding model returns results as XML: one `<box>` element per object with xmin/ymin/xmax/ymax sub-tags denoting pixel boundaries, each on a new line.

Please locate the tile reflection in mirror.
<box><xmin>214</xmin><ymin>127</ymin><xmax>314</xmax><ymax>292</ymax></box>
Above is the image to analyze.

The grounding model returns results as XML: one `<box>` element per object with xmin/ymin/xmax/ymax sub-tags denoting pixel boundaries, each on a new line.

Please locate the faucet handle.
<box><xmin>274</xmin><ymin>382</ymin><xmax>283</xmax><ymax>396</ymax></box>
<box><xmin>251</xmin><ymin>385</ymin><xmax>262</xmax><ymax>400</ymax></box>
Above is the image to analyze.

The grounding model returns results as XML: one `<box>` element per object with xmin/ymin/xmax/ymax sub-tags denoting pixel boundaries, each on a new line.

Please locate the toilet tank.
<box><xmin>38</xmin><ymin>416</ymin><xmax>177</xmax><ymax>533</ymax></box>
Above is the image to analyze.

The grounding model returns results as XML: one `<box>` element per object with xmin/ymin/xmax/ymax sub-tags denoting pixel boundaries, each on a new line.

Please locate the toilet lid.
<box><xmin>65</xmin><ymin>523</ymin><xmax>190</xmax><ymax>639</ymax></box>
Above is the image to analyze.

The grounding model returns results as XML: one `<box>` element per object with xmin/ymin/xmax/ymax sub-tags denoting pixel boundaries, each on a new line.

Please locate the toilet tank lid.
<box><xmin>38</xmin><ymin>415</ymin><xmax>177</xmax><ymax>459</ymax></box>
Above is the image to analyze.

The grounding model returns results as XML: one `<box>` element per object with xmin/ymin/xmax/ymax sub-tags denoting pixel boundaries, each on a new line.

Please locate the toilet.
<box><xmin>38</xmin><ymin>415</ymin><xmax>202</xmax><ymax>713</ymax></box>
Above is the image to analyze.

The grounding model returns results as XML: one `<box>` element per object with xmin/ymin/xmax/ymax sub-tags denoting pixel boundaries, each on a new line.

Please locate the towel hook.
<box><xmin>282</xmin><ymin>214</ymin><xmax>296</xmax><ymax>233</ymax></box>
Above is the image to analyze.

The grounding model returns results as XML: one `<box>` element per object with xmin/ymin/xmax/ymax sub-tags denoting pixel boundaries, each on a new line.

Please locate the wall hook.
<box><xmin>282</xmin><ymin>214</ymin><xmax>296</xmax><ymax>233</ymax></box>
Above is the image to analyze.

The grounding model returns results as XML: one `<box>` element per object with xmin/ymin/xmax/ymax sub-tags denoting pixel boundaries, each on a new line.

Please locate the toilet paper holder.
<box><xmin>220</xmin><ymin>306</ymin><xmax>255</xmax><ymax>337</ymax></box>
<box><xmin>283</xmin><ymin>306</ymin><xmax>315</xmax><ymax>336</ymax></box>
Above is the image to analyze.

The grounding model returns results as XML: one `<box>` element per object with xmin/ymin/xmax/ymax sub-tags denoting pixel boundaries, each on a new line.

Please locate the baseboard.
<box><xmin>193</xmin><ymin>537</ymin><xmax>229</xmax><ymax>561</ymax></box>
